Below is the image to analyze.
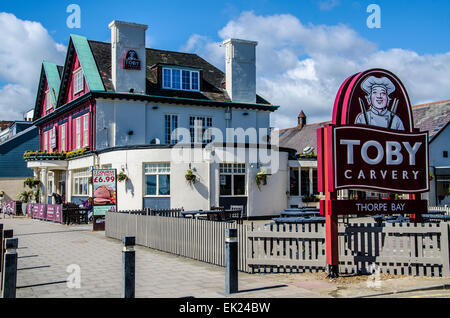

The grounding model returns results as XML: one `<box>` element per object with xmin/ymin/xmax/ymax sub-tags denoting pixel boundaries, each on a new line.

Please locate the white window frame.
<box><xmin>43</xmin><ymin>131</ymin><xmax>48</xmax><ymax>152</ymax></box>
<box><xmin>45</xmin><ymin>90</ymin><xmax>53</xmax><ymax>110</ymax></box>
<box><xmin>73</xmin><ymin>68</ymin><xmax>84</xmax><ymax>94</ymax></box>
<box><xmin>164</xmin><ymin>114</ymin><xmax>179</xmax><ymax>145</ymax></box>
<box><xmin>61</xmin><ymin>124</ymin><xmax>66</xmax><ymax>152</ymax></box>
<box><xmin>72</xmin><ymin>168</ymin><xmax>90</xmax><ymax>196</ymax></box>
<box><xmin>162</xmin><ymin>67</ymin><xmax>200</xmax><ymax>92</ymax></box>
<box><xmin>143</xmin><ymin>163</ymin><xmax>171</xmax><ymax>197</ymax></box>
<box><xmin>83</xmin><ymin>114</ymin><xmax>89</xmax><ymax>147</ymax></box>
<box><xmin>189</xmin><ymin>116</ymin><xmax>212</xmax><ymax>144</ymax></box>
<box><xmin>76</xmin><ymin>117</ymin><xmax>81</xmax><ymax>149</ymax></box>
<box><xmin>219</xmin><ymin>163</ymin><xmax>247</xmax><ymax>197</ymax></box>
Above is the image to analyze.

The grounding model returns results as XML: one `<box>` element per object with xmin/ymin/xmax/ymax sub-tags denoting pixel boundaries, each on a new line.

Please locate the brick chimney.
<box><xmin>297</xmin><ymin>110</ymin><xmax>307</xmax><ymax>130</ymax></box>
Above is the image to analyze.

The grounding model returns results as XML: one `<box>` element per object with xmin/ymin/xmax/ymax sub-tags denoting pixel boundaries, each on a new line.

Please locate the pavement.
<box><xmin>2</xmin><ymin>217</ymin><xmax>450</xmax><ymax>298</ymax></box>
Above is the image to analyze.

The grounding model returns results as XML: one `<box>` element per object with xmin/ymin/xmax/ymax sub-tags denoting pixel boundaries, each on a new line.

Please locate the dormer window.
<box><xmin>73</xmin><ymin>68</ymin><xmax>84</xmax><ymax>94</ymax></box>
<box><xmin>45</xmin><ymin>90</ymin><xmax>53</xmax><ymax>110</ymax></box>
<box><xmin>162</xmin><ymin>67</ymin><xmax>200</xmax><ymax>92</ymax></box>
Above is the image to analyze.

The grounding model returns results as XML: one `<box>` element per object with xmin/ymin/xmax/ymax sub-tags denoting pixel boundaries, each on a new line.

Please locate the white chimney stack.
<box><xmin>223</xmin><ymin>38</ymin><xmax>258</xmax><ymax>104</ymax></box>
<box><xmin>109</xmin><ymin>20</ymin><xmax>148</xmax><ymax>94</ymax></box>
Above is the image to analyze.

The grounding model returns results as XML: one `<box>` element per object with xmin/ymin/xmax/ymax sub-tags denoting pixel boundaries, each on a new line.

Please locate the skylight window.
<box><xmin>162</xmin><ymin>67</ymin><xmax>200</xmax><ymax>92</ymax></box>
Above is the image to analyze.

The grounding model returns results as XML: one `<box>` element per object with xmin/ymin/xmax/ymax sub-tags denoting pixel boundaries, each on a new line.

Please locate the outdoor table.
<box><xmin>426</xmin><ymin>210</ymin><xmax>447</xmax><ymax>215</ymax></box>
<box><xmin>272</xmin><ymin>216</ymin><xmax>326</xmax><ymax>224</ymax></box>
<box><xmin>422</xmin><ymin>214</ymin><xmax>450</xmax><ymax>222</ymax></box>
<box><xmin>181</xmin><ymin>210</ymin><xmax>241</xmax><ymax>222</ymax></box>
<box><xmin>280</xmin><ymin>211</ymin><xmax>321</xmax><ymax>217</ymax></box>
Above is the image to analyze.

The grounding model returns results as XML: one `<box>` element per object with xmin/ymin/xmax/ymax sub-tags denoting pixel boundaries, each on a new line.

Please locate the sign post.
<box><xmin>92</xmin><ymin>169</ymin><xmax>117</xmax><ymax>232</ymax></box>
<box><xmin>317</xmin><ymin>68</ymin><xmax>430</xmax><ymax>278</ymax></box>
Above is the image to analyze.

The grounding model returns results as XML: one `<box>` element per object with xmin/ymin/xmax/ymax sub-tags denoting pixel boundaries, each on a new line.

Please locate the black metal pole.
<box><xmin>225</xmin><ymin>228</ymin><xmax>238</xmax><ymax>294</ymax></box>
<box><xmin>2</xmin><ymin>238</ymin><xmax>18</xmax><ymax>298</ymax></box>
<box><xmin>1</xmin><ymin>230</ymin><xmax>13</xmax><ymax>290</ymax></box>
<box><xmin>122</xmin><ymin>236</ymin><xmax>135</xmax><ymax>298</ymax></box>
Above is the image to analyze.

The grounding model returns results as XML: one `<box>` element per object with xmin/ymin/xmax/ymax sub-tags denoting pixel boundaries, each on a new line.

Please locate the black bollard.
<box><xmin>2</xmin><ymin>238</ymin><xmax>18</xmax><ymax>298</ymax></box>
<box><xmin>1</xmin><ymin>229</ymin><xmax>13</xmax><ymax>290</ymax></box>
<box><xmin>225</xmin><ymin>228</ymin><xmax>238</xmax><ymax>294</ymax></box>
<box><xmin>122</xmin><ymin>236</ymin><xmax>135</xmax><ymax>298</ymax></box>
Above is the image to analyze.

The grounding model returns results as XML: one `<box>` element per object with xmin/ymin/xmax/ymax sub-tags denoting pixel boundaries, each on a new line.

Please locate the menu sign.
<box><xmin>92</xmin><ymin>169</ymin><xmax>117</xmax><ymax>217</ymax></box>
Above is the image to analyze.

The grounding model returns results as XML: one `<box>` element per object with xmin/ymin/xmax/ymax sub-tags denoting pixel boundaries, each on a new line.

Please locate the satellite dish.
<box><xmin>303</xmin><ymin>146</ymin><xmax>314</xmax><ymax>154</ymax></box>
<box><xmin>150</xmin><ymin>138</ymin><xmax>161</xmax><ymax>145</ymax></box>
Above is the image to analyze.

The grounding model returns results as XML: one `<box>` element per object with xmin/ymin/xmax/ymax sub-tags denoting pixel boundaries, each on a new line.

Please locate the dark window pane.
<box><xmin>172</xmin><ymin>70</ymin><xmax>181</xmax><ymax>89</ymax></box>
<box><xmin>158</xmin><ymin>175</ymin><xmax>170</xmax><ymax>195</ymax></box>
<box><xmin>220</xmin><ymin>175</ymin><xmax>232</xmax><ymax>195</ymax></box>
<box><xmin>192</xmin><ymin>72</ymin><xmax>199</xmax><ymax>90</ymax></box>
<box><xmin>290</xmin><ymin>168</ymin><xmax>299</xmax><ymax>196</ymax></box>
<box><xmin>233</xmin><ymin>175</ymin><xmax>246</xmax><ymax>195</ymax></box>
<box><xmin>301</xmin><ymin>169</ymin><xmax>310</xmax><ymax>196</ymax></box>
<box><xmin>182</xmin><ymin>70</ymin><xmax>190</xmax><ymax>90</ymax></box>
<box><xmin>163</xmin><ymin>69</ymin><xmax>171</xmax><ymax>88</ymax></box>
<box><xmin>313</xmin><ymin>169</ymin><xmax>318</xmax><ymax>195</ymax></box>
<box><xmin>145</xmin><ymin>175</ymin><xmax>157</xmax><ymax>195</ymax></box>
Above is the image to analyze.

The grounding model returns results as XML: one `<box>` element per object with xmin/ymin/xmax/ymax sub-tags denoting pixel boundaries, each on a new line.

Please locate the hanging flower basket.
<box><xmin>185</xmin><ymin>170</ymin><xmax>197</xmax><ymax>186</ymax></box>
<box><xmin>117</xmin><ymin>172</ymin><xmax>128</xmax><ymax>183</ymax></box>
<box><xmin>255</xmin><ymin>169</ymin><xmax>268</xmax><ymax>190</ymax></box>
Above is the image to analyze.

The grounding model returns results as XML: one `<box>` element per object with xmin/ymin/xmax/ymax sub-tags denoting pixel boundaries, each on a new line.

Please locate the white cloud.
<box><xmin>182</xmin><ymin>11</ymin><xmax>450</xmax><ymax>128</ymax></box>
<box><xmin>0</xmin><ymin>12</ymin><xmax>66</xmax><ymax>120</ymax></box>
<box><xmin>318</xmin><ymin>0</ymin><xmax>341</xmax><ymax>11</ymax></box>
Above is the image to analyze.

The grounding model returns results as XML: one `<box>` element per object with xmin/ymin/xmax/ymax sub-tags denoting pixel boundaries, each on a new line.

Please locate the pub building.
<box><xmin>26</xmin><ymin>20</ymin><xmax>311</xmax><ymax>218</ymax></box>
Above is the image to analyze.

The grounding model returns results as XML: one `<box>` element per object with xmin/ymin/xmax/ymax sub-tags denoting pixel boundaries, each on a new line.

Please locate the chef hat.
<box><xmin>361</xmin><ymin>76</ymin><xmax>395</xmax><ymax>96</ymax></box>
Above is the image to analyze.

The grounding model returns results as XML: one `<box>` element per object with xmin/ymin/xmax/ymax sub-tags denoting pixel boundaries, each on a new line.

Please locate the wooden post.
<box><xmin>225</xmin><ymin>228</ymin><xmax>238</xmax><ymax>294</ymax></box>
<box><xmin>2</xmin><ymin>238</ymin><xmax>18</xmax><ymax>298</ymax></box>
<box><xmin>122</xmin><ymin>236</ymin><xmax>135</xmax><ymax>298</ymax></box>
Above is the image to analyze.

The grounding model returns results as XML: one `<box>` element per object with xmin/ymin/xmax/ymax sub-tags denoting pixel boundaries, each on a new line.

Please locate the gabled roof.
<box><xmin>32</xmin><ymin>62</ymin><xmax>63</xmax><ymax>121</ymax></box>
<box><xmin>56</xmin><ymin>34</ymin><xmax>106</xmax><ymax>107</ymax></box>
<box><xmin>412</xmin><ymin>99</ymin><xmax>450</xmax><ymax>141</ymax></box>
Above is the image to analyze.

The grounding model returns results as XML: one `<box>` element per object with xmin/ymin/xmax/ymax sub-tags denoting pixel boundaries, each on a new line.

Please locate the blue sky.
<box><xmin>1</xmin><ymin>0</ymin><xmax>449</xmax><ymax>126</ymax></box>
<box><xmin>2</xmin><ymin>0</ymin><xmax>449</xmax><ymax>54</ymax></box>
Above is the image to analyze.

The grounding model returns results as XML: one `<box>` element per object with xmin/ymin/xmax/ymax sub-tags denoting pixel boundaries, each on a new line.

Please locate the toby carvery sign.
<box><xmin>320</xmin><ymin>68</ymin><xmax>429</xmax><ymax>194</ymax></box>
<box><xmin>317</xmin><ymin>68</ymin><xmax>429</xmax><ymax>277</ymax></box>
<box><xmin>123</xmin><ymin>50</ymin><xmax>141</xmax><ymax>70</ymax></box>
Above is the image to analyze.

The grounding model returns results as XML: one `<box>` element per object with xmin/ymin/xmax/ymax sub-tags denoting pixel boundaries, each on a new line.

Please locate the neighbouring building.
<box><xmin>413</xmin><ymin>100</ymin><xmax>450</xmax><ymax>206</ymax></box>
<box><xmin>25</xmin><ymin>20</ymin><xmax>295</xmax><ymax>217</ymax></box>
<box><xmin>0</xmin><ymin>121</ymin><xmax>39</xmax><ymax>202</ymax></box>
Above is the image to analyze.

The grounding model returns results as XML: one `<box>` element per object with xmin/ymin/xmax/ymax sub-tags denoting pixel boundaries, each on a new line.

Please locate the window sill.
<box><xmin>144</xmin><ymin>195</ymin><xmax>171</xmax><ymax>198</ymax></box>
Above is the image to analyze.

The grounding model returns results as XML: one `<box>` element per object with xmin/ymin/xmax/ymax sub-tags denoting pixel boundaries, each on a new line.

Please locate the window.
<box><xmin>219</xmin><ymin>163</ymin><xmax>246</xmax><ymax>196</ymax></box>
<box><xmin>76</xmin><ymin>117</ymin><xmax>81</xmax><ymax>149</ymax></box>
<box><xmin>72</xmin><ymin>169</ymin><xmax>90</xmax><ymax>196</ymax></box>
<box><xmin>83</xmin><ymin>114</ymin><xmax>89</xmax><ymax>147</ymax></box>
<box><xmin>61</xmin><ymin>124</ymin><xmax>66</xmax><ymax>152</ymax></box>
<box><xmin>144</xmin><ymin>163</ymin><xmax>171</xmax><ymax>196</ymax></box>
<box><xmin>289</xmin><ymin>167</ymin><xmax>300</xmax><ymax>196</ymax></box>
<box><xmin>73</xmin><ymin>68</ymin><xmax>84</xmax><ymax>94</ymax></box>
<box><xmin>165</xmin><ymin>115</ymin><xmax>179</xmax><ymax>145</ymax></box>
<box><xmin>43</xmin><ymin>131</ymin><xmax>48</xmax><ymax>152</ymax></box>
<box><xmin>45</xmin><ymin>90</ymin><xmax>53</xmax><ymax>110</ymax></box>
<box><xmin>190</xmin><ymin>116</ymin><xmax>212</xmax><ymax>144</ymax></box>
<box><xmin>301</xmin><ymin>169</ymin><xmax>311</xmax><ymax>196</ymax></box>
<box><xmin>162</xmin><ymin>67</ymin><xmax>200</xmax><ymax>92</ymax></box>
<box><xmin>48</xmin><ymin>172</ymin><xmax>54</xmax><ymax>196</ymax></box>
<box><xmin>444</xmin><ymin>151</ymin><xmax>448</xmax><ymax>158</ymax></box>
